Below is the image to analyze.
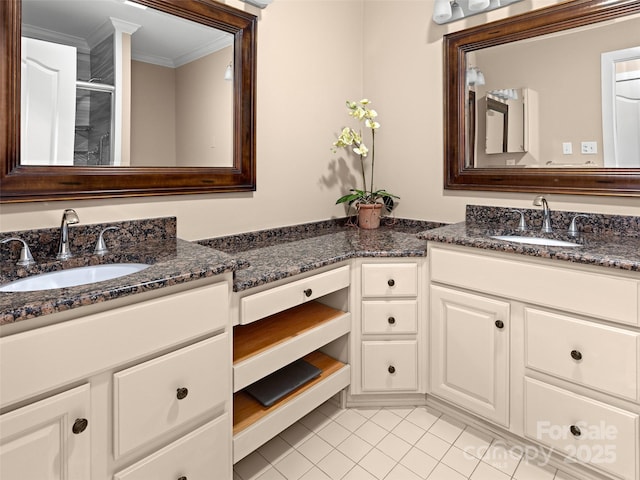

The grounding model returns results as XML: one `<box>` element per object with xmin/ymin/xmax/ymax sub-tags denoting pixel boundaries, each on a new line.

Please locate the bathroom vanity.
<box><xmin>421</xmin><ymin>207</ymin><xmax>640</xmax><ymax>480</ymax></box>
<box><xmin>1</xmin><ymin>211</ymin><xmax>639</xmax><ymax>480</ymax></box>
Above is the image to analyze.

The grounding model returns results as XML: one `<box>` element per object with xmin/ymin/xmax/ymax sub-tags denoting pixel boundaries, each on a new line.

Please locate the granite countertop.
<box><xmin>418</xmin><ymin>206</ymin><xmax>640</xmax><ymax>272</ymax></box>
<box><xmin>0</xmin><ymin>219</ymin><xmax>241</xmax><ymax>326</ymax></box>
<box><xmin>198</xmin><ymin>218</ymin><xmax>440</xmax><ymax>291</ymax></box>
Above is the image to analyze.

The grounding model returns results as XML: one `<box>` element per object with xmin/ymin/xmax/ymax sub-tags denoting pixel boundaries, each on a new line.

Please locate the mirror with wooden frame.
<box><xmin>0</xmin><ymin>0</ymin><xmax>256</xmax><ymax>202</ymax></box>
<box><xmin>444</xmin><ymin>0</ymin><xmax>640</xmax><ymax>196</ymax></box>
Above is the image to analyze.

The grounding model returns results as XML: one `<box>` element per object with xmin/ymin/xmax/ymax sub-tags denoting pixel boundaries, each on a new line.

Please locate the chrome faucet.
<box><xmin>57</xmin><ymin>209</ymin><xmax>79</xmax><ymax>260</ymax></box>
<box><xmin>1</xmin><ymin>237</ymin><xmax>36</xmax><ymax>266</ymax></box>
<box><xmin>533</xmin><ymin>195</ymin><xmax>552</xmax><ymax>233</ymax></box>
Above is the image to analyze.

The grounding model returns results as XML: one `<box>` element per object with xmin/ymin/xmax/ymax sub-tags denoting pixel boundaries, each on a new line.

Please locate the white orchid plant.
<box><xmin>332</xmin><ymin>99</ymin><xmax>398</xmax><ymax>212</ymax></box>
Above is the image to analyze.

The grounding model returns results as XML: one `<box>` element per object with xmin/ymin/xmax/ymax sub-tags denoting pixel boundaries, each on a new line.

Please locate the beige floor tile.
<box><xmin>235</xmin><ymin>450</ymin><xmax>271</xmax><ymax>480</ymax></box>
<box><xmin>385</xmin><ymin>463</ymin><xmax>424</xmax><ymax>480</ymax></box>
<box><xmin>481</xmin><ymin>440</ymin><xmax>523</xmax><ymax>476</ymax></box>
<box><xmin>342</xmin><ymin>465</ymin><xmax>377</xmax><ymax>480</ymax></box>
<box><xmin>428</xmin><ymin>416</ymin><xmax>465</xmax><ymax>444</ymax></box>
<box><xmin>400</xmin><ymin>446</ymin><xmax>439</xmax><ymax>478</ymax></box>
<box><xmin>316</xmin><ymin>449</ymin><xmax>355</xmax><ymax>480</ymax></box>
<box><xmin>427</xmin><ymin>462</ymin><xmax>469</xmax><ymax>480</ymax></box>
<box><xmin>414</xmin><ymin>431</ymin><xmax>452</xmax><ymax>460</ymax></box>
<box><xmin>470</xmin><ymin>461</ymin><xmax>512</xmax><ymax>480</ymax></box>
<box><xmin>299</xmin><ymin>466</ymin><xmax>332</xmax><ymax>480</ymax></box>
<box><xmin>333</xmin><ymin>409</ymin><xmax>367</xmax><ymax>432</ymax></box>
<box><xmin>354</xmin><ymin>420</ymin><xmax>388</xmax><ymax>446</ymax></box>
<box><xmin>513</xmin><ymin>456</ymin><xmax>556</xmax><ymax>480</ymax></box>
<box><xmin>369</xmin><ymin>409</ymin><xmax>403</xmax><ymax>431</ymax></box>
<box><xmin>376</xmin><ymin>432</ymin><xmax>412</xmax><ymax>462</ymax></box>
<box><xmin>405</xmin><ymin>407</ymin><xmax>440</xmax><ymax>430</ymax></box>
<box><xmin>317</xmin><ymin>421</ymin><xmax>351</xmax><ymax>447</ymax></box>
<box><xmin>391</xmin><ymin>419</ymin><xmax>428</xmax><ymax>445</ymax></box>
<box><xmin>273</xmin><ymin>450</ymin><xmax>313</xmax><ymax>480</ymax></box>
<box><xmin>454</xmin><ymin>427</ymin><xmax>494</xmax><ymax>460</ymax></box>
<box><xmin>441</xmin><ymin>446</ymin><xmax>480</xmax><ymax>477</ymax></box>
<box><xmin>296</xmin><ymin>434</ymin><xmax>333</xmax><ymax>464</ymax></box>
<box><xmin>359</xmin><ymin>447</ymin><xmax>396</xmax><ymax>479</ymax></box>
<box><xmin>338</xmin><ymin>434</ymin><xmax>373</xmax><ymax>463</ymax></box>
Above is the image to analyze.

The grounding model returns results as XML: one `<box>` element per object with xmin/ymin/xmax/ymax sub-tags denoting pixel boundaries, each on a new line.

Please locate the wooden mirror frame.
<box><xmin>444</xmin><ymin>0</ymin><xmax>640</xmax><ymax>196</ymax></box>
<box><xmin>0</xmin><ymin>0</ymin><xmax>256</xmax><ymax>203</ymax></box>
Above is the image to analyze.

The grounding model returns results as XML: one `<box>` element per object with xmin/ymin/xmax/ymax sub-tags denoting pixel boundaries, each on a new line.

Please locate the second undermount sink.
<box><xmin>490</xmin><ymin>235</ymin><xmax>581</xmax><ymax>247</ymax></box>
<box><xmin>0</xmin><ymin>263</ymin><xmax>151</xmax><ymax>293</ymax></box>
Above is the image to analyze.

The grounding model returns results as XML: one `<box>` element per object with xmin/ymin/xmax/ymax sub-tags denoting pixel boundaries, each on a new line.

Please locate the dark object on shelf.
<box><xmin>245</xmin><ymin>359</ymin><xmax>322</xmax><ymax>407</ymax></box>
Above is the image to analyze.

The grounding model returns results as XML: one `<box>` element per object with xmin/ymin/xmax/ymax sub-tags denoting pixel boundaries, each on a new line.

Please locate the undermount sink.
<box><xmin>0</xmin><ymin>263</ymin><xmax>151</xmax><ymax>293</ymax></box>
<box><xmin>490</xmin><ymin>235</ymin><xmax>581</xmax><ymax>247</ymax></box>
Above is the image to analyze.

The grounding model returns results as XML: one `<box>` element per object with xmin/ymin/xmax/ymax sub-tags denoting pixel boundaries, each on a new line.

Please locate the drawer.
<box><xmin>113</xmin><ymin>334</ymin><xmax>229</xmax><ymax>457</ymax></box>
<box><xmin>362</xmin><ymin>340</ymin><xmax>418</xmax><ymax>391</ymax></box>
<box><xmin>362</xmin><ymin>263</ymin><xmax>418</xmax><ymax>298</ymax></box>
<box><xmin>240</xmin><ymin>266</ymin><xmax>350</xmax><ymax>325</ymax></box>
<box><xmin>525</xmin><ymin>308</ymin><xmax>639</xmax><ymax>401</ymax></box>
<box><xmin>362</xmin><ymin>300</ymin><xmax>418</xmax><ymax>334</ymax></box>
<box><xmin>430</xmin><ymin>246</ymin><xmax>639</xmax><ymax>326</ymax></box>
<box><xmin>524</xmin><ymin>377</ymin><xmax>639</xmax><ymax>480</ymax></box>
<box><xmin>1</xmin><ymin>281</ymin><xmax>228</xmax><ymax>407</ymax></box>
<box><xmin>114</xmin><ymin>414</ymin><xmax>230</xmax><ymax>480</ymax></box>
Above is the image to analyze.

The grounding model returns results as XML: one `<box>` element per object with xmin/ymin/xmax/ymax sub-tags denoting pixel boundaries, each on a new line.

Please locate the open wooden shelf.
<box><xmin>233</xmin><ymin>301</ymin><xmax>346</xmax><ymax>363</ymax></box>
<box><xmin>233</xmin><ymin>350</ymin><xmax>345</xmax><ymax>435</ymax></box>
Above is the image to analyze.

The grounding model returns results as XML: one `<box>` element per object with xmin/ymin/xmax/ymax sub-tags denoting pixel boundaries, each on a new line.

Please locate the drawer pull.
<box><xmin>495</xmin><ymin>320</ymin><xmax>504</xmax><ymax>329</ymax></box>
<box><xmin>72</xmin><ymin>418</ymin><xmax>88</xmax><ymax>434</ymax></box>
<box><xmin>570</xmin><ymin>349</ymin><xmax>582</xmax><ymax>361</ymax></box>
<box><xmin>388</xmin><ymin>316</ymin><xmax>396</xmax><ymax>325</ymax></box>
<box><xmin>176</xmin><ymin>387</ymin><xmax>189</xmax><ymax>400</ymax></box>
<box><xmin>569</xmin><ymin>425</ymin><xmax>582</xmax><ymax>438</ymax></box>
<box><xmin>304</xmin><ymin>288</ymin><xmax>313</xmax><ymax>297</ymax></box>
<box><xmin>387</xmin><ymin>279</ymin><xmax>395</xmax><ymax>287</ymax></box>
<box><xmin>388</xmin><ymin>365</ymin><xmax>396</xmax><ymax>374</ymax></box>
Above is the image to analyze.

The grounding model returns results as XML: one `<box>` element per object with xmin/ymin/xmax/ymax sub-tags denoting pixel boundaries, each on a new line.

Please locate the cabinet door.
<box><xmin>430</xmin><ymin>285</ymin><xmax>510</xmax><ymax>427</ymax></box>
<box><xmin>0</xmin><ymin>384</ymin><xmax>91</xmax><ymax>480</ymax></box>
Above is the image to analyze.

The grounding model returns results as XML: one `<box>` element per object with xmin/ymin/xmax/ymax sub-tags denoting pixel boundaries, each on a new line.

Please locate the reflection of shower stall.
<box><xmin>74</xmin><ymin>80</ymin><xmax>115</xmax><ymax>166</ymax></box>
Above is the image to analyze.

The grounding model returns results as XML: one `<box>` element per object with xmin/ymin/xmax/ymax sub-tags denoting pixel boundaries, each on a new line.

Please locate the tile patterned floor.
<box><xmin>233</xmin><ymin>403</ymin><xmax>581</xmax><ymax>480</ymax></box>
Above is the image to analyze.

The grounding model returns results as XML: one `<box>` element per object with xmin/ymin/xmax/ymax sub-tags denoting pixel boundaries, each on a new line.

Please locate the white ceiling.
<box><xmin>22</xmin><ymin>0</ymin><xmax>233</xmax><ymax>67</ymax></box>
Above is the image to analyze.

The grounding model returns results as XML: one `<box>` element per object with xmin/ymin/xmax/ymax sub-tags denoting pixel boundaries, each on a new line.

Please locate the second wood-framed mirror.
<box><xmin>444</xmin><ymin>0</ymin><xmax>640</xmax><ymax>196</ymax></box>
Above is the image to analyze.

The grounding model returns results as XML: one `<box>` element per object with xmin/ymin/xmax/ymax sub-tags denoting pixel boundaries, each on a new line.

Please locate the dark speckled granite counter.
<box><xmin>0</xmin><ymin>218</ymin><xmax>240</xmax><ymax>326</ymax></box>
<box><xmin>198</xmin><ymin>218</ymin><xmax>443</xmax><ymax>291</ymax></box>
<box><xmin>417</xmin><ymin>205</ymin><xmax>640</xmax><ymax>272</ymax></box>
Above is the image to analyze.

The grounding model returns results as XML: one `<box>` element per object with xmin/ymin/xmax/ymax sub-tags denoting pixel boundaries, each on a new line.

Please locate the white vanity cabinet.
<box><xmin>350</xmin><ymin>258</ymin><xmax>427</xmax><ymax>400</ymax></box>
<box><xmin>0</xmin><ymin>384</ymin><xmax>91</xmax><ymax>480</ymax></box>
<box><xmin>231</xmin><ymin>264</ymin><xmax>351</xmax><ymax>463</ymax></box>
<box><xmin>0</xmin><ymin>277</ymin><xmax>232</xmax><ymax>480</ymax></box>
<box><xmin>430</xmin><ymin>285</ymin><xmax>510</xmax><ymax>427</ymax></box>
<box><xmin>428</xmin><ymin>244</ymin><xmax>640</xmax><ymax>480</ymax></box>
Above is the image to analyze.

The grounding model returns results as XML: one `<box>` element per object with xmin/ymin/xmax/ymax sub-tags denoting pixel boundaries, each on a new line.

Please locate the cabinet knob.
<box><xmin>387</xmin><ymin>279</ymin><xmax>395</xmax><ymax>287</ymax></box>
<box><xmin>177</xmin><ymin>477</ymin><xmax>187</xmax><ymax>480</ymax></box>
<box><xmin>176</xmin><ymin>387</ymin><xmax>189</xmax><ymax>400</ymax></box>
<box><xmin>388</xmin><ymin>365</ymin><xmax>396</xmax><ymax>374</ymax></box>
<box><xmin>72</xmin><ymin>418</ymin><xmax>89</xmax><ymax>434</ymax></box>
<box><xmin>495</xmin><ymin>320</ymin><xmax>504</xmax><ymax>329</ymax></box>
<box><xmin>304</xmin><ymin>288</ymin><xmax>312</xmax><ymax>297</ymax></box>
<box><xmin>569</xmin><ymin>425</ymin><xmax>582</xmax><ymax>438</ymax></box>
<box><xmin>570</xmin><ymin>350</ymin><xmax>582</xmax><ymax>361</ymax></box>
<box><xmin>388</xmin><ymin>316</ymin><xmax>396</xmax><ymax>325</ymax></box>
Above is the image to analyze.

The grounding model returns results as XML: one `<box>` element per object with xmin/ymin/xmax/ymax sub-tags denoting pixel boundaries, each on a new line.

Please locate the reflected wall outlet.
<box><xmin>581</xmin><ymin>141</ymin><xmax>598</xmax><ymax>154</ymax></box>
<box><xmin>562</xmin><ymin>142</ymin><xmax>572</xmax><ymax>155</ymax></box>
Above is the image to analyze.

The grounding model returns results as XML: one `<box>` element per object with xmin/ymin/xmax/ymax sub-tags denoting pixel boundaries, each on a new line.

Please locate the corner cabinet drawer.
<box><xmin>113</xmin><ymin>335</ymin><xmax>229</xmax><ymax>457</ymax></box>
<box><xmin>114</xmin><ymin>414</ymin><xmax>230</xmax><ymax>480</ymax></box>
<box><xmin>525</xmin><ymin>308</ymin><xmax>640</xmax><ymax>401</ymax></box>
<box><xmin>240</xmin><ymin>266</ymin><xmax>350</xmax><ymax>325</ymax></box>
<box><xmin>362</xmin><ymin>340</ymin><xmax>418</xmax><ymax>391</ymax></box>
<box><xmin>362</xmin><ymin>300</ymin><xmax>418</xmax><ymax>334</ymax></box>
<box><xmin>524</xmin><ymin>377</ymin><xmax>639</xmax><ymax>480</ymax></box>
<box><xmin>362</xmin><ymin>263</ymin><xmax>418</xmax><ymax>298</ymax></box>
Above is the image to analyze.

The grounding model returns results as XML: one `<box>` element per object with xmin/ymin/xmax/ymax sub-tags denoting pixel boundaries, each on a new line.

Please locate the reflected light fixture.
<box><xmin>240</xmin><ymin>0</ymin><xmax>273</xmax><ymax>8</ymax></box>
<box><xmin>224</xmin><ymin>62</ymin><xmax>233</xmax><ymax>81</ymax></box>
<box><xmin>432</xmin><ymin>0</ymin><xmax>523</xmax><ymax>24</ymax></box>
<box><xmin>466</xmin><ymin>67</ymin><xmax>485</xmax><ymax>86</ymax></box>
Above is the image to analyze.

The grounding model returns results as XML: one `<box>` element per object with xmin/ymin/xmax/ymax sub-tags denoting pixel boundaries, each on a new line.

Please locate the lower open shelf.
<box><xmin>233</xmin><ymin>350</ymin><xmax>350</xmax><ymax>463</ymax></box>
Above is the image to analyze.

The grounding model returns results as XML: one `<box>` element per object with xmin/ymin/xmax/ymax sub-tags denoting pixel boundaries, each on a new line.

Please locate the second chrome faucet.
<box><xmin>533</xmin><ymin>195</ymin><xmax>552</xmax><ymax>233</ymax></box>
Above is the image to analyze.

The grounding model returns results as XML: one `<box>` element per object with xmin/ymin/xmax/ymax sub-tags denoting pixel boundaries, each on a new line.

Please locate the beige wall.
<box><xmin>176</xmin><ymin>46</ymin><xmax>233</xmax><ymax>167</ymax></box>
<box><xmin>2</xmin><ymin>0</ymin><xmax>639</xmax><ymax>240</ymax></box>
<box><xmin>130</xmin><ymin>61</ymin><xmax>176</xmax><ymax>166</ymax></box>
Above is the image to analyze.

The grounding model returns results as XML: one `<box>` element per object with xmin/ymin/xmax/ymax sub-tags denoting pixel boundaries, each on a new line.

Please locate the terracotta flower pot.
<box><xmin>358</xmin><ymin>203</ymin><xmax>383</xmax><ymax>229</ymax></box>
